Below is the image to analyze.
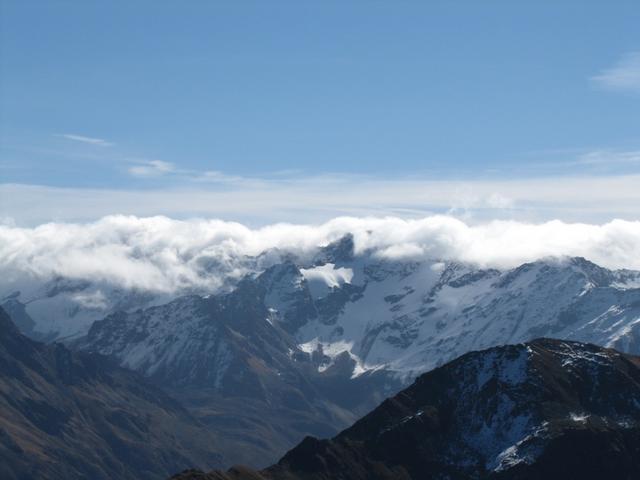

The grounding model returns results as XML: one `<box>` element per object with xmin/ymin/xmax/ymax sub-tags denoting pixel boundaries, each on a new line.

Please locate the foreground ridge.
<box><xmin>172</xmin><ymin>338</ymin><xmax>640</xmax><ymax>480</ymax></box>
<box><xmin>0</xmin><ymin>308</ymin><xmax>223</xmax><ymax>480</ymax></box>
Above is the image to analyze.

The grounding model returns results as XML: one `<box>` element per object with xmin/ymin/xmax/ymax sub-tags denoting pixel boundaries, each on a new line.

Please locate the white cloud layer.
<box><xmin>2</xmin><ymin>215</ymin><xmax>640</xmax><ymax>295</ymax></box>
<box><xmin>3</xmin><ymin>172</ymin><xmax>640</xmax><ymax>227</ymax></box>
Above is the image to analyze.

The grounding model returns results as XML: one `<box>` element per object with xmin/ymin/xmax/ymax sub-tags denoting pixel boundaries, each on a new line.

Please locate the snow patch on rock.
<box><xmin>300</xmin><ymin>263</ymin><xmax>353</xmax><ymax>298</ymax></box>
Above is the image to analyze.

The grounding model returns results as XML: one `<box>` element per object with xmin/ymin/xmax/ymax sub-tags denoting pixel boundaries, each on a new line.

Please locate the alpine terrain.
<box><xmin>171</xmin><ymin>338</ymin><xmax>640</xmax><ymax>480</ymax></box>
<box><xmin>5</xmin><ymin>236</ymin><xmax>640</xmax><ymax>466</ymax></box>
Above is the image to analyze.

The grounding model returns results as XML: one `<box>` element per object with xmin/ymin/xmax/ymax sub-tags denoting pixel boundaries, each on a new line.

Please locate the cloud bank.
<box><xmin>2</xmin><ymin>215</ymin><xmax>640</xmax><ymax>295</ymax></box>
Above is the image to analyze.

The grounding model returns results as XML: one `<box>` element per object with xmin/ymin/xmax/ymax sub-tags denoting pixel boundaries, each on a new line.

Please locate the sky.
<box><xmin>1</xmin><ymin>1</ymin><xmax>640</xmax><ymax>225</ymax></box>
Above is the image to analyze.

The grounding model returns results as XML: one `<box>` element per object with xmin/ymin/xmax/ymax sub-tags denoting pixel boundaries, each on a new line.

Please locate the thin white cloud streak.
<box><xmin>575</xmin><ymin>150</ymin><xmax>640</xmax><ymax>166</ymax></box>
<box><xmin>56</xmin><ymin>134</ymin><xmax>114</xmax><ymax>147</ymax></box>
<box><xmin>128</xmin><ymin>160</ymin><xmax>176</xmax><ymax>177</ymax></box>
<box><xmin>128</xmin><ymin>163</ymin><xmax>274</xmax><ymax>187</ymax></box>
<box><xmin>2</xmin><ymin>173</ymin><xmax>640</xmax><ymax>226</ymax></box>
<box><xmin>2</xmin><ymin>215</ymin><xmax>640</xmax><ymax>294</ymax></box>
<box><xmin>125</xmin><ymin>160</ymin><xmax>258</xmax><ymax>185</ymax></box>
<box><xmin>592</xmin><ymin>51</ymin><xmax>640</xmax><ymax>92</ymax></box>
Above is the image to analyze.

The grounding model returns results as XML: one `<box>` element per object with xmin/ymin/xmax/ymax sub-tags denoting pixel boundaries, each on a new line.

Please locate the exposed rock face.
<box><xmin>172</xmin><ymin>339</ymin><xmax>640</xmax><ymax>480</ymax></box>
<box><xmin>0</xmin><ymin>308</ymin><xmax>222</xmax><ymax>480</ymax></box>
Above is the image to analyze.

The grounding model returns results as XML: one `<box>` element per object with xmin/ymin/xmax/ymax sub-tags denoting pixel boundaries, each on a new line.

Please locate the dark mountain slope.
<box><xmin>174</xmin><ymin>339</ymin><xmax>640</xmax><ymax>480</ymax></box>
<box><xmin>0</xmin><ymin>307</ymin><xmax>223</xmax><ymax>480</ymax></box>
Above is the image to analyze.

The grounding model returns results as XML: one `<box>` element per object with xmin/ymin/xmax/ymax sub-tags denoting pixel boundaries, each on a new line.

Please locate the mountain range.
<box><xmin>3</xmin><ymin>235</ymin><xmax>640</xmax><ymax>468</ymax></box>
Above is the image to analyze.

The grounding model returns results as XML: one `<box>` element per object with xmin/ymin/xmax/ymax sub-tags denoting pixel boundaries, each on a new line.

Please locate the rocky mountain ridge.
<box><xmin>171</xmin><ymin>338</ymin><xmax>640</xmax><ymax>480</ymax></box>
<box><xmin>78</xmin><ymin>239</ymin><xmax>640</xmax><ymax>389</ymax></box>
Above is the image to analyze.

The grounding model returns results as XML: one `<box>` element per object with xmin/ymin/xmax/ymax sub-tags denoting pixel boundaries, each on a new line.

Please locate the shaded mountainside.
<box><xmin>0</xmin><ymin>308</ymin><xmax>223</xmax><ymax>480</ymax></box>
<box><xmin>174</xmin><ymin>339</ymin><xmax>640</xmax><ymax>480</ymax></box>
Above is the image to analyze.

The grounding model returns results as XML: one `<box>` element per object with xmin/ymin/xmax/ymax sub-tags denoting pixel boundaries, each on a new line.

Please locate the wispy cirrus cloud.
<box><xmin>127</xmin><ymin>161</ymin><xmax>265</xmax><ymax>187</ymax></box>
<box><xmin>591</xmin><ymin>51</ymin><xmax>640</xmax><ymax>92</ymax></box>
<box><xmin>56</xmin><ymin>133</ymin><xmax>114</xmax><ymax>147</ymax></box>
<box><xmin>525</xmin><ymin>148</ymin><xmax>640</xmax><ymax>174</ymax></box>
<box><xmin>576</xmin><ymin>149</ymin><xmax>640</xmax><ymax>166</ymax></box>
<box><xmin>128</xmin><ymin>160</ymin><xmax>176</xmax><ymax>177</ymax></box>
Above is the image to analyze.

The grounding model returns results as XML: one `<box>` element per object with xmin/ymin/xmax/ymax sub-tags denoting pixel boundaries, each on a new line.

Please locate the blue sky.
<box><xmin>1</xmin><ymin>1</ymin><xmax>640</xmax><ymax>224</ymax></box>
